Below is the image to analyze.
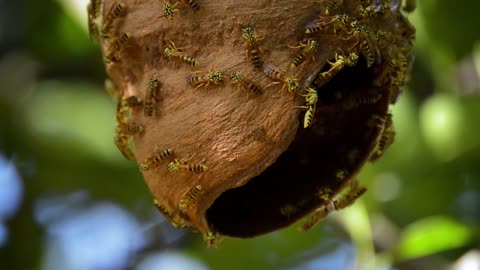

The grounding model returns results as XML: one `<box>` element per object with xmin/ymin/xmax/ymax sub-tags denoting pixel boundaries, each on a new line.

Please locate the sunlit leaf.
<box><xmin>395</xmin><ymin>216</ymin><xmax>472</xmax><ymax>261</ymax></box>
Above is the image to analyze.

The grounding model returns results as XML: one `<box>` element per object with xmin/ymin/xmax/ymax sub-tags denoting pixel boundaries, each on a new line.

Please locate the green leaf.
<box><xmin>395</xmin><ymin>216</ymin><xmax>472</xmax><ymax>261</ymax></box>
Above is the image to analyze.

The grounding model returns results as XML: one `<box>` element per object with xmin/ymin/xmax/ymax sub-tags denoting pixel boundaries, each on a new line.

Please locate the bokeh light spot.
<box><xmin>40</xmin><ymin>201</ymin><xmax>147</xmax><ymax>270</ymax></box>
<box><xmin>0</xmin><ymin>153</ymin><xmax>23</xmax><ymax>221</ymax></box>
<box><xmin>420</xmin><ymin>94</ymin><xmax>465</xmax><ymax>161</ymax></box>
<box><xmin>451</xmin><ymin>250</ymin><xmax>480</xmax><ymax>270</ymax></box>
<box><xmin>373</xmin><ymin>173</ymin><xmax>402</xmax><ymax>202</ymax></box>
<box><xmin>136</xmin><ymin>251</ymin><xmax>209</xmax><ymax>270</ymax></box>
<box><xmin>287</xmin><ymin>243</ymin><xmax>354</xmax><ymax>270</ymax></box>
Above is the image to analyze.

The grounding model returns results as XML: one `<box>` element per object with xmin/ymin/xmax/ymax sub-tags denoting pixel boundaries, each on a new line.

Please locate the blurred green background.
<box><xmin>0</xmin><ymin>0</ymin><xmax>479</xmax><ymax>269</ymax></box>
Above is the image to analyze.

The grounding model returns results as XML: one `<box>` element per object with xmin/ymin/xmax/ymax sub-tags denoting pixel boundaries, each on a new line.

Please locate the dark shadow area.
<box><xmin>206</xmin><ymin>58</ymin><xmax>388</xmax><ymax>237</ymax></box>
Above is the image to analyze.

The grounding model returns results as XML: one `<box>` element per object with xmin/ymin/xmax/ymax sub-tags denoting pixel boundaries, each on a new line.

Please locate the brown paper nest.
<box><xmin>96</xmin><ymin>0</ymin><xmax>415</xmax><ymax>241</ymax></box>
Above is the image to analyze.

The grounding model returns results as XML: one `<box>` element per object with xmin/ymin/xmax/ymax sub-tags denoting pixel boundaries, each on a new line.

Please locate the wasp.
<box><xmin>203</xmin><ymin>231</ymin><xmax>222</xmax><ymax>248</ymax></box>
<box><xmin>393</xmin><ymin>52</ymin><xmax>411</xmax><ymax>87</ymax></box>
<box><xmin>115</xmin><ymin>97</ymin><xmax>141</xmax><ymax>125</ymax></box>
<box><xmin>374</xmin><ymin>60</ymin><xmax>395</xmax><ymax>87</ymax></box>
<box><xmin>179</xmin><ymin>184</ymin><xmax>202</xmax><ymax>212</ymax></box>
<box><xmin>335</xmin><ymin>169</ymin><xmax>348</xmax><ymax>180</ymax></box>
<box><xmin>235</xmin><ymin>18</ymin><xmax>265</xmax><ymax>69</ymax></box>
<box><xmin>302</xmin><ymin>107</ymin><xmax>315</xmax><ymax>128</ymax></box>
<box><xmin>230</xmin><ymin>71</ymin><xmax>263</xmax><ymax>96</ymax></box>
<box><xmin>370</xmin><ymin>113</ymin><xmax>395</xmax><ymax>161</ymax></box>
<box><xmin>388</xmin><ymin>54</ymin><xmax>411</xmax><ymax>103</ymax></box>
<box><xmin>295</xmin><ymin>87</ymin><xmax>318</xmax><ymax>128</ymax></box>
<box><xmin>359</xmin><ymin>35</ymin><xmax>376</xmax><ymax>68</ymax></box>
<box><xmin>113</xmin><ymin>134</ymin><xmax>135</xmax><ymax>160</ymax></box>
<box><xmin>305</xmin><ymin>13</ymin><xmax>349</xmax><ymax>34</ymax></box>
<box><xmin>317</xmin><ymin>187</ymin><xmax>334</xmax><ymax>201</ymax></box>
<box><xmin>356</xmin><ymin>92</ymin><xmax>382</xmax><ymax>105</ymax></box>
<box><xmin>289</xmin><ymin>39</ymin><xmax>319</xmax><ymax>68</ymax></box>
<box><xmin>104</xmin><ymin>32</ymin><xmax>131</xmax><ymax>63</ymax></box>
<box><xmin>342</xmin><ymin>90</ymin><xmax>383</xmax><ymax>110</ymax></box>
<box><xmin>354</xmin><ymin>93</ymin><xmax>382</xmax><ymax>105</ymax></box>
<box><xmin>163</xmin><ymin>40</ymin><xmax>199</xmax><ymax>67</ymax></box>
<box><xmin>332</xmin><ymin>14</ymin><xmax>350</xmax><ymax>25</ymax></box>
<box><xmin>324</xmin><ymin>0</ymin><xmax>343</xmax><ymax>15</ymax></box>
<box><xmin>87</xmin><ymin>5</ymin><xmax>100</xmax><ymax>42</ymax></box>
<box><xmin>300</xmin><ymin>180</ymin><xmax>367</xmax><ymax>231</ymax></box>
<box><xmin>330</xmin><ymin>181</ymin><xmax>367</xmax><ymax>210</ymax></box>
<box><xmin>374</xmin><ymin>57</ymin><xmax>402</xmax><ymax>87</ymax></box>
<box><xmin>121</xmin><ymin>96</ymin><xmax>142</xmax><ymax>107</ymax></box>
<box><xmin>153</xmin><ymin>199</ymin><xmax>189</xmax><ymax>229</ymax></box>
<box><xmin>87</xmin><ymin>0</ymin><xmax>102</xmax><ymax>41</ymax></box>
<box><xmin>279</xmin><ymin>204</ymin><xmax>299</xmax><ymax>219</ymax></box>
<box><xmin>140</xmin><ymin>148</ymin><xmax>173</xmax><ymax>171</ymax></box>
<box><xmin>246</xmin><ymin>44</ymin><xmax>263</xmax><ymax>69</ymax></box>
<box><xmin>263</xmin><ymin>63</ymin><xmax>299</xmax><ymax>93</ymax></box>
<box><xmin>179</xmin><ymin>0</ymin><xmax>200</xmax><ymax>11</ymax></box>
<box><xmin>299</xmin><ymin>205</ymin><xmax>330</xmax><ymax>231</ymax></box>
<box><xmin>168</xmin><ymin>156</ymin><xmax>208</xmax><ymax>173</ymax></box>
<box><xmin>300</xmin><ymin>87</ymin><xmax>318</xmax><ymax>108</ymax></box>
<box><xmin>108</xmin><ymin>80</ymin><xmax>140</xmax><ymax>160</ymax></box>
<box><xmin>357</xmin><ymin>4</ymin><xmax>376</xmax><ymax>17</ymax></box>
<box><xmin>160</xmin><ymin>1</ymin><xmax>179</xmax><ymax>20</ymax></box>
<box><xmin>315</xmin><ymin>52</ymin><xmax>359</xmax><ymax>85</ymax></box>
<box><xmin>239</xmin><ymin>24</ymin><xmax>264</xmax><ymax>69</ymax></box>
<box><xmin>144</xmin><ymin>78</ymin><xmax>160</xmax><ymax>117</ymax></box>
<box><xmin>187</xmin><ymin>70</ymin><xmax>224</xmax><ymax>89</ymax></box>
<box><xmin>374</xmin><ymin>30</ymin><xmax>392</xmax><ymax>49</ymax></box>
<box><xmin>101</xmin><ymin>2</ymin><xmax>126</xmax><ymax>38</ymax></box>
<box><xmin>367</xmin><ymin>114</ymin><xmax>387</xmax><ymax>136</ymax></box>
<box><xmin>153</xmin><ymin>199</ymin><xmax>173</xmax><ymax>220</ymax></box>
<box><xmin>305</xmin><ymin>16</ymin><xmax>335</xmax><ymax>34</ymax></box>
<box><xmin>347</xmin><ymin>21</ymin><xmax>378</xmax><ymax>68</ymax></box>
<box><xmin>116</xmin><ymin>122</ymin><xmax>144</xmax><ymax>136</ymax></box>
<box><xmin>115</xmin><ymin>101</ymin><xmax>129</xmax><ymax>126</ymax></box>
<box><xmin>331</xmin><ymin>14</ymin><xmax>351</xmax><ymax>33</ymax></box>
<box><xmin>88</xmin><ymin>0</ymin><xmax>101</xmax><ymax>18</ymax></box>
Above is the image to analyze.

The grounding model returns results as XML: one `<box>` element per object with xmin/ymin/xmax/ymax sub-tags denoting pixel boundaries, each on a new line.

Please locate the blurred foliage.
<box><xmin>395</xmin><ymin>216</ymin><xmax>473</xmax><ymax>261</ymax></box>
<box><xmin>0</xmin><ymin>0</ymin><xmax>480</xmax><ymax>270</ymax></box>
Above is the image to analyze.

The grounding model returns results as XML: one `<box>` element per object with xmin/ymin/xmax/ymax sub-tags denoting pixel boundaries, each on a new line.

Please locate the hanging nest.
<box><xmin>89</xmin><ymin>0</ymin><xmax>415</xmax><ymax>245</ymax></box>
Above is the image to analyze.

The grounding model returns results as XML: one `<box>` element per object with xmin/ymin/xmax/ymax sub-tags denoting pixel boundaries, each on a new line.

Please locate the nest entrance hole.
<box><xmin>206</xmin><ymin>57</ymin><xmax>378</xmax><ymax>237</ymax></box>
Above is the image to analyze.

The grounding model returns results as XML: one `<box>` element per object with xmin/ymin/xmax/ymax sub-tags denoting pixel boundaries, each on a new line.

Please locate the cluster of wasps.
<box><xmin>105</xmin><ymin>76</ymin><xmax>158</xmax><ymax>161</ymax></box>
<box><xmin>90</xmin><ymin>0</ymin><xmax>414</xmax><ymax>241</ymax></box>
<box><xmin>89</xmin><ymin>0</ymin><xmax>216</xmax><ymax>241</ymax></box>
<box><xmin>287</xmin><ymin>0</ymin><xmax>415</xmax><ymax>230</ymax></box>
<box><xmin>294</xmin><ymin>0</ymin><xmax>415</xmax><ymax>128</ymax></box>
<box><xmin>182</xmin><ymin>19</ymin><xmax>305</xmax><ymax>98</ymax></box>
<box><xmin>154</xmin><ymin>184</ymin><xmax>222</xmax><ymax>247</ymax></box>
<box><xmin>89</xmin><ymin>0</ymin><xmax>201</xmax><ymax>63</ymax></box>
<box><xmin>238</xmin><ymin>21</ymin><xmax>301</xmax><ymax>94</ymax></box>
<box><xmin>367</xmin><ymin>112</ymin><xmax>396</xmax><ymax>162</ymax></box>
<box><xmin>165</xmin><ymin>21</ymin><xmax>270</xmax><ymax>97</ymax></box>
<box><xmin>300</xmin><ymin>179</ymin><xmax>367</xmax><ymax>231</ymax></box>
<box><xmin>105</xmin><ymin>79</ymin><xmax>143</xmax><ymax>160</ymax></box>
<box><xmin>278</xmin><ymin>178</ymin><xmax>368</xmax><ymax>232</ymax></box>
<box><xmin>87</xmin><ymin>1</ymin><xmax>131</xmax><ymax>63</ymax></box>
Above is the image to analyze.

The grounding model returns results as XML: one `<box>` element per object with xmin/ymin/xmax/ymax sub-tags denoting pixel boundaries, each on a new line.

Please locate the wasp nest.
<box><xmin>89</xmin><ymin>0</ymin><xmax>415</xmax><ymax>244</ymax></box>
